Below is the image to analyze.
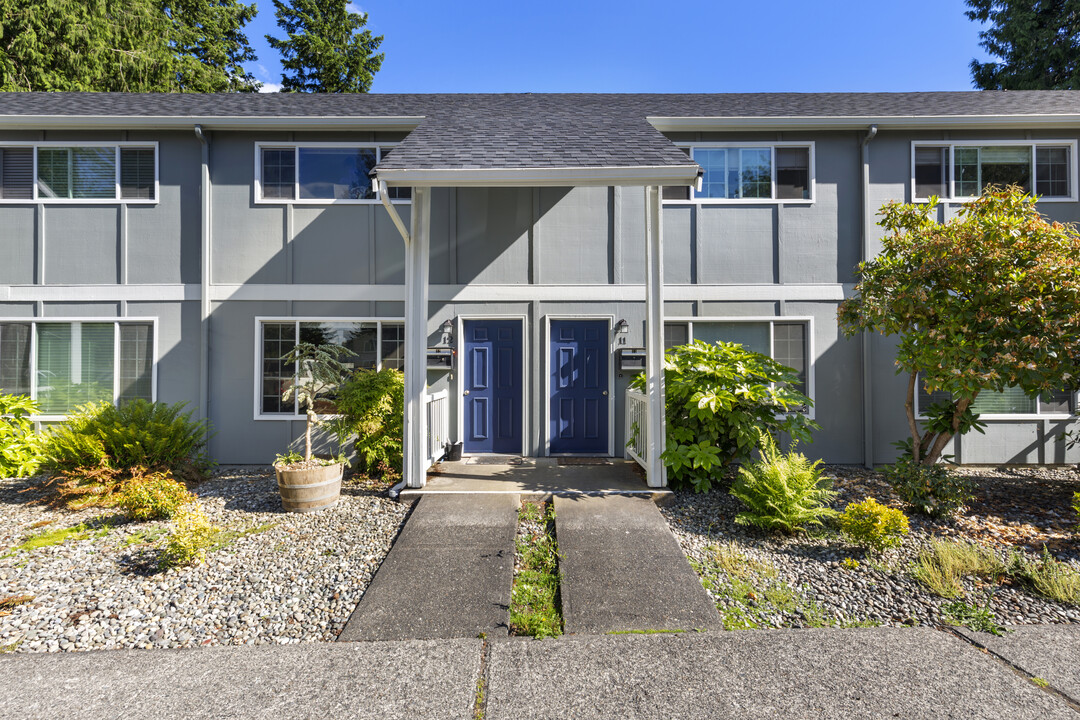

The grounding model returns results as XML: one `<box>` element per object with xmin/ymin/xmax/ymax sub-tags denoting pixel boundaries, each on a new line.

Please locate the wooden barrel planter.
<box><xmin>274</xmin><ymin>462</ymin><xmax>344</xmax><ymax>513</ymax></box>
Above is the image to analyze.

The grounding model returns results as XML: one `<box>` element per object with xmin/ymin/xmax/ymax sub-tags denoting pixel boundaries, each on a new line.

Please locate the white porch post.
<box><xmin>643</xmin><ymin>185</ymin><xmax>667</xmax><ymax>488</ymax></box>
<box><xmin>404</xmin><ymin>186</ymin><xmax>431</xmax><ymax>488</ymax></box>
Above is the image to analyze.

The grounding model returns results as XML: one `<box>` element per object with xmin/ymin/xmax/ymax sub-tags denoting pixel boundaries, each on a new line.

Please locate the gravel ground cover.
<box><xmin>0</xmin><ymin>468</ymin><xmax>409</xmax><ymax>653</ymax></box>
<box><xmin>663</xmin><ymin>465</ymin><xmax>1080</xmax><ymax>630</ymax></box>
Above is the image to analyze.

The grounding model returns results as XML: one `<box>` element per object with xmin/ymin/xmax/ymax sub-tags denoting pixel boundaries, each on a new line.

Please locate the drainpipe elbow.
<box><xmin>861</xmin><ymin>124</ymin><xmax>879</xmax><ymax>147</ymax></box>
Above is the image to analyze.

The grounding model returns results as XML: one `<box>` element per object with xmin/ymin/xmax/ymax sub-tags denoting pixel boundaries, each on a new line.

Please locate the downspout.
<box><xmin>860</xmin><ymin>124</ymin><xmax>878</xmax><ymax>469</ymax></box>
<box><xmin>378</xmin><ymin>178</ymin><xmax>411</xmax><ymax>499</ymax></box>
<box><xmin>195</xmin><ymin>125</ymin><xmax>211</xmax><ymax>439</ymax></box>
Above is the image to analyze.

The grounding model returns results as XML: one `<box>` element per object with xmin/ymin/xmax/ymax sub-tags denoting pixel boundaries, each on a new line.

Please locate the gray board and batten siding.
<box><xmin>0</xmin><ymin>93</ymin><xmax>1079</xmax><ymax>465</ymax></box>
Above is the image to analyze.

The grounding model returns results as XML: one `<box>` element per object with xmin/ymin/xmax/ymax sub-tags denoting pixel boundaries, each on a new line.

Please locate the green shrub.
<box><xmin>729</xmin><ymin>432</ymin><xmax>837</xmax><ymax>534</ymax></box>
<box><xmin>115</xmin><ymin>469</ymin><xmax>194</xmax><ymax>521</ymax></box>
<box><xmin>1073</xmin><ymin>491</ymin><xmax>1080</xmax><ymax>531</ymax></box>
<box><xmin>885</xmin><ymin>457</ymin><xmax>975</xmax><ymax>518</ymax></box>
<box><xmin>0</xmin><ymin>393</ymin><xmax>44</xmax><ymax>478</ymax></box>
<box><xmin>335</xmin><ymin>368</ymin><xmax>404</xmax><ymax>476</ymax></box>
<box><xmin>838</xmin><ymin>497</ymin><xmax>910</xmax><ymax>553</ymax></box>
<box><xmin>160</xmin><ymin>502</ymin><xmax>218</xmax><ymax>568</ymax></box>
<box><xmin>628</xmin><ymin>340</ymin><xmax>819</xmax><ymax>493</ymax></box>
<box><xmin>43</xmin><ymin>400</ymin><xmax>211</xmax><ymax>479</ymax></box>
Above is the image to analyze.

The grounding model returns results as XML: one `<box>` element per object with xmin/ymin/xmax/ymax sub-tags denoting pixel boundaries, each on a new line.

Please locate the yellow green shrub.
<box><xmin>160</xmin><ymin>502</ymin><xmax>218</xmax><ymax>568</ymax></box>
<box><xmin>116</xmin><ymin>468</ymin><xmax>194</xmax><ymax>521</ymax></box>
<box><xmin>838</xmin><ymin>497</ymin><xmax>910</xmax><ymax>553</ymax></box>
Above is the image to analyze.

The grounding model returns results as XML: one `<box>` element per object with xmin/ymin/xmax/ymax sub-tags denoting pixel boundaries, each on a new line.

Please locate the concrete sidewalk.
<box><xmin>2</xmin><ymin>626</ymin><xmax>1079</xmax><ymax>719</ymax></box>
<box><xmin>554</xmin><ymin>494</ymin><xmax>723</xmax><ymax>634</ymax></box>
<box><xmin>338</xmin><ymin>493</ymin><xmax>518</xmax><ymax>641</ymax></box>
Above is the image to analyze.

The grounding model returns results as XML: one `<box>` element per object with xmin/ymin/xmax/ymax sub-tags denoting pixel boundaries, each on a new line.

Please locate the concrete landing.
<box><xmin>553</xmin><ymin>494</ymin><xmax>723</xmax><ymax>634</ymax></box>
<box><xmin>402</xmin><ymin>458</ymin><xmax>670</xmax><ymax>500</ymax></box>
<box><xmin>338</xmin><ymin>493</ymin><xmax>517</xmax><ymax>642</ymax></box>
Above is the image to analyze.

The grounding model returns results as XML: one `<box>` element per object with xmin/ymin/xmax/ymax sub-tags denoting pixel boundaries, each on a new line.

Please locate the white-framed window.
<box><xmin>663</xmin><ymin>142</ymin><xmax>815</xmax><ymax>204</ymax></box>
<box><xmin>663</xmin><ymin>317</ymin><xmax>814</xmax><ymax>412</ymax></box>
<box><xmin>0</xmin><ymin>142</ymin><xmax>158</xmax><ymax>204</ymax></box>
<box><xmin>917</xmin><ymin>379</ymin><xmax>1077</xmax><ymax>420</ymax></box>
<box><xmin>911</xmin><ymin>140</ymin><xmax>1078</xmax><ymax>202</ymax></box>
<box><xmin>255</xmin><ymin>317</ymin><xmax>406</xmax><ymax>418</ymax></box>
<box><xmin>254</xmin><ymin>142</ymin><xmax>410</xmax><ymax>204</ymax></box>
<box><xmin>0</xmin><ymin>318</ymin><xmax>156</xmax><ymax>419</ymax></box>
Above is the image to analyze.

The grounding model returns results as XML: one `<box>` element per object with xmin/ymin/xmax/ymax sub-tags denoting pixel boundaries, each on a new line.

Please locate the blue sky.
<box><xmin>248</xmin><ymin>0</ymin><xmax>992</xmax><ymax>93</ymax></box>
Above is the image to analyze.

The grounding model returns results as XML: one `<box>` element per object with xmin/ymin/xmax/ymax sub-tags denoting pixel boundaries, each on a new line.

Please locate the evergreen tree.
<box><xmin>163</xmin><ymin>0</ymin><xmax>260</xmax><ymax>92</ymax></box>
<box><xmin>966</xmin><ymin>0</ymin><xmax>1080</xmax><ymax>89</ymax></box>
<box><xmin>266</xmin><ymin>0</ymin><xmax>384</xmax><ymax>93</ymax></box>
<box><xmin>0</xmin><ymin>0</ymin><xmax>260</xmax><ymax>92</ymax></box>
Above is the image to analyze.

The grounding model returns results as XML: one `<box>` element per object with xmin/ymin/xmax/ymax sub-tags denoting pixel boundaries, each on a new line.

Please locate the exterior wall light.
<box><xmin>440</xmin><ymin>319</ymin><xmax>454</xmax><ymax>345</ymax></box>
<box><xmin>614</xmin><ymin>319</ymin><xmax>629</xmax><ymax>334</ymax></box>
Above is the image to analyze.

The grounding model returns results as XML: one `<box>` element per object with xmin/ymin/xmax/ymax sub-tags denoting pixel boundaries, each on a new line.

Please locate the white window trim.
<box><xmin>0</xmin><ymin>141</ymin><xmax>159</xmax><ymax>205</ymax></box>
<box><xmin>664</xmin><ymin>141</ymin><xmax>816</xmax><ymax>206</ymax></box>
<box><xmin>913</xmin><ymin>376</ymin><xmax>1078</xmax><ymax>421</ymax></box>
<box><xmin>0</xmin><ymin>317</ymin><xmax>159</xmax><ymax>421</ymax></box>
<box><xmin>253</xmin><ymin>142</ymin><xmax>411</xmax><ymax>206</ymax></box>
<box><xmin>911</xmin><ymin>139</ymin><xmax>1079</xmax><ymax>203</ymax></box>
<box><xmin>253</xmin><ymin>316</ymin><xmax>406</xmax><ymax>420</ymax></box>
<box><xmin>665</xmin><ymin>315</ymin><xmax>816</xmax><ymax>419</ymax></box>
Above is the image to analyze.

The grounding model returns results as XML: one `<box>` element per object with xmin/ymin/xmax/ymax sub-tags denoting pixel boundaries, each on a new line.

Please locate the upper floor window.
<box><xmin>0</xmin><ymin>143</ymin><xmax>157</xmax><ymax>203</ymax></box>
<box><xmin>912</xmin><ymin>141</ymin><xmax>1077</xmax><ymax>202</ymax></box>
<box><xmin>255</xmin><ymin>143</ymin><xmax>410</xmax><ymax>204</ymax></box>
<box><xmin>664</xmin><ymin>143</ymin><xmax>814</xmax><ymax>203</ymax></box>
<box><xmin>0</xmin><ymin>319</ymin><xmax>155</xmax><ymax>417</ymax></box>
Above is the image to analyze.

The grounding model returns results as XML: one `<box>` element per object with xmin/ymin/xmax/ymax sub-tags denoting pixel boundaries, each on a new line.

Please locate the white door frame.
<box><xmin>543</xmin><ymin>314</ymin><xmax>616</xmax><ymax>457</ymax></box>
<box><xmin>456</xmin><ymin>314</ymin><xmax>529</xmax><ymax>457</ymax></box>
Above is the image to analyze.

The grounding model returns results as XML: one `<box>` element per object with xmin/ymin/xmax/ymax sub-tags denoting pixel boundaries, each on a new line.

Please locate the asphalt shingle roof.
<box><xmin>3</xmin><ymin>91</ymin><xmax>1080</xmax><ymax>172</ymax></box>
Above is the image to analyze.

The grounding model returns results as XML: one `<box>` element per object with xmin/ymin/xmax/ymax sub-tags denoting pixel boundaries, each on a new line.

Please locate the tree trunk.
<box><xmin>921</xmin><ymin>396</ymin><xmax>973</xmax><ymax>465</ymax></box>
<box><xmin>905</xmin><ymin>372</ymin><xmax>921</xmax><ymax>463</ymax></box>
<box><xmin>304</xmin><ymin>409</ymin><xmax>315</xmax><ymax>461</ymax></box>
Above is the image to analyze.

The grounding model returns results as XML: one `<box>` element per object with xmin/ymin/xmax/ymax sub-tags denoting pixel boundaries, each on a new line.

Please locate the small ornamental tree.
<box><xmin>839</xmin><ymin>186</ymin><xmax>1080</xmax><ymax>466</ymax></box>
<box><xmin>281</xmin><ymin>342</ymin><xmax>351</xmax><ymax>462</ymax></box>
<box><xmin>629</xmin><ymin>340</ymin><xmax>818</xmax><ymax>493</ymax></box>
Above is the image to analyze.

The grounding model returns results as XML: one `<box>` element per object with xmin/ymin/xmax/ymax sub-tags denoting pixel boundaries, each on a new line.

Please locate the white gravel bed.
<box><xmin>662</xmin><ymin>465</ymin><xmax>1080</xmax><ymax>630</ymax></box>
<box><xmin>0</xmin><ymin>468</ymin><xmax>410</xmax><ymax>653</ymax></box>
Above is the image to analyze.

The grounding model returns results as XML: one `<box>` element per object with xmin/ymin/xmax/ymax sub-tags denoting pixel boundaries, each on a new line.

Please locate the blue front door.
<box><xmin>549</xmin><ymin>319</ymin><xmax>609</xmax><ymax>454</ymax></box>
<box><xmin>463</xmin><ymin>319</ymin><xmax>523</xmax><ymax>454</ymax></box>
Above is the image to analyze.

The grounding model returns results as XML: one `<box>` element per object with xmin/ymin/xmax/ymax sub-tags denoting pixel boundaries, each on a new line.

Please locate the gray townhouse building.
<box><xmin>1</xmin><ymin>91</ymin><xmax>1079</xmax><ymax>488</ymax></box>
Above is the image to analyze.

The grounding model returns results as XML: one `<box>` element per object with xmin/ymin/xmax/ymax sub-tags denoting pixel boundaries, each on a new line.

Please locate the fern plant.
<box><xmin>729</xmin><ymin>432</ymin><xmax>837</xmax><ymax>534</ymax></box>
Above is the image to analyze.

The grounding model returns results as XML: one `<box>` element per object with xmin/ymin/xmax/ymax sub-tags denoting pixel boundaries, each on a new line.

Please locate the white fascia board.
<box><xmin>0</xmin><ymin>115</ymin><xmax>425</xmax><ymax>131</ymax></box>
<box><xmin>376</xmin><ymin>165</ymin><xmax>701</xmax><ymax>188</ymax></box>
<box><xmin>0</xmin><ymin>284</ymin><xmax>198</xmax><ymax>302</ymax></box>
<box><xmin>648</xmin><ymin>114</ymin><xmax>1080</xmax><ymax>132</ymax></box>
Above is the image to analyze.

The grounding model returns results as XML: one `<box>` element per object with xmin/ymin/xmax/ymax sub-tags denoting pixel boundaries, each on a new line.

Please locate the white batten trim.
<box><xmin>208</xmin><ymin>283</ymin><xmax>846</xmax><ymax>303</ymax></box>
<box><xmin>648</xmin><ymin>114</ymin><xmax>1080</xmax><ymax>132</ymax></box>
<box><xmin>377</xmin><ymin>165</ymin><xmax>700</xmax><ymax>188</ymax></box>
<box><xmin>0</xmin><ymin>284</ymin><xmax>199</xmax><ymax>302</ymax></box>
<box><xmin>0</xmin><ymin>115</ymin><xmax>425</xmax><ymax>131</ymax></box>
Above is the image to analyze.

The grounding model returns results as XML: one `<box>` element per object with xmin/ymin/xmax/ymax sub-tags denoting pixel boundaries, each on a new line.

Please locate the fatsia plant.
<box><xmin>281</xmin><ymin>342</ymin><xmax>352</xmax><ymax>462</ymax></box>
<box><xmin>629</xmin><ymin>340</ymin><xmax>818</xmax><ymax>493</ymax></box>
<box><xmin>839</xmin><ymin>186</ymin><xmax>1080</xmax><ymax>465</ymax></box>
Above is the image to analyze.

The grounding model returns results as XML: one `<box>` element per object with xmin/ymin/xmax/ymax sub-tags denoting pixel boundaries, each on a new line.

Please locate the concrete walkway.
<box><xmin>338</xmin><ymin>493</ymin><xmax>517</xmax><ymax>641</ymax></box>
<box><xmin>554</xmin><ymin>494</ymin><xmax>723</xmax><ymax>634</ymax></box>
<box><xmin>4</xmin><ymin>626</ymin><xmax>1079</xmax><ymax>719</ymax></box>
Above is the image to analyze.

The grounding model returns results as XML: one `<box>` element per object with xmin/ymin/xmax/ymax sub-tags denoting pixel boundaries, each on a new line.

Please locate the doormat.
<box><xmin>557</xmin><ymin>457</ymin><xmax>614</xmax><ymax>466</ymax></box>
<box><xmin>467</xmin><ymin>456</ymin><xmax>524</xmax><ymax>466</ymax></box>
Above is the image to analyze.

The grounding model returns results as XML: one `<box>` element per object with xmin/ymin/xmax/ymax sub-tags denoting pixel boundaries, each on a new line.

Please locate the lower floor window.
<box><xmin>919</xmin><ymin>380</ymin><xmax>1077</xmax><ymax>417</ymax></box>
<box><xmin>664</xmin><ymin>319</ymin><xmax>810</xmax><ymax>397</ymax></box>
<box><xmin>259</xmin><ymin>319</ymin><xmax>405</xmax><ymax>416</ymax></box>
<box><xmin>0</xmin><ymin>320</ymin><xmax>154</xmax><ymax>415</ymax></box>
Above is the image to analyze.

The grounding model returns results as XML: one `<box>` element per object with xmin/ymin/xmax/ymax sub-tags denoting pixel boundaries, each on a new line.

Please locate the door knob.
<box><xmin>463</xmin><ymin>390</ymin><xmax>470</xmax><ymax>395</ymax></box>
<box><xmin>602</xmin><ymin>390</ymin><xmax>608</xmax><ymax>396</ymax></box>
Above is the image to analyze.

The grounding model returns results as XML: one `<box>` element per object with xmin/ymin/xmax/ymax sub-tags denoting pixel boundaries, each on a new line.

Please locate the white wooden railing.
<box><xmin>625</xmin><ymin>388</ymin><xmax>648</xmax><ymax>470</ymax></box>
<box><xmin>425</xmin><ymin>390</ymin><xmax>450</xmax><ymax>467</ymax></box>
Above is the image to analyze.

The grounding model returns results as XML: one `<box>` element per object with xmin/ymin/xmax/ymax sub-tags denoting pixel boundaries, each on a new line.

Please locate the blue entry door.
<box><xmin>463</xmin><ymin>319</ymin><xmax>524</xmax><ymax>454</ymax></box>
<box><xmin>549</xmin><ymin>319</ymin><xmax>609</xmax><ymax>454</ymax></box>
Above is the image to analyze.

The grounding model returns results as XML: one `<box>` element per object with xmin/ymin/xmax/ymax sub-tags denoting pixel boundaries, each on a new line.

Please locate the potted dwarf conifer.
<box><xmin>273</xmin><ymin>342</ymin><xmax>352</xmax><ymax>512</ymax></box>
